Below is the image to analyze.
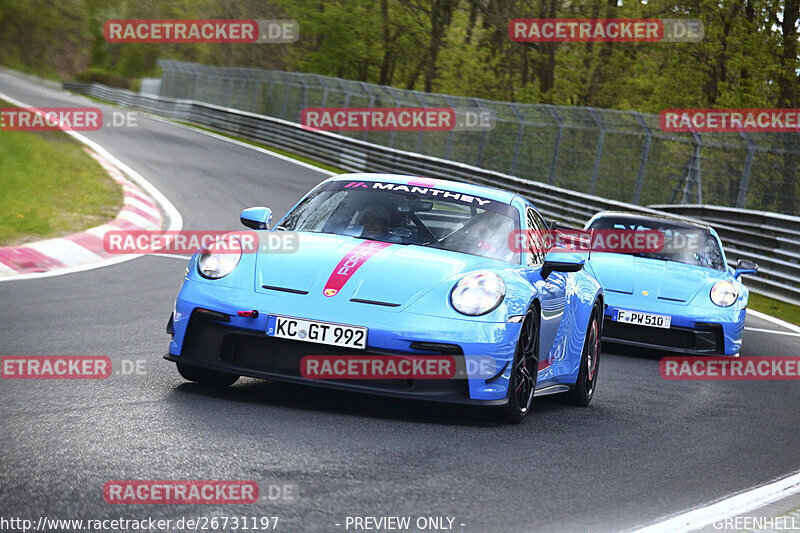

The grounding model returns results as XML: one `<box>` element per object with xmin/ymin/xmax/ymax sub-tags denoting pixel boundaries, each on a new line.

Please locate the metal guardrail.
<box><xmin>156</xmin><ymin>60</ymin><xmax>800</xmax><ymax>216</ymax></box>
<box><xmin>63</xmin><ymin>82</ymin><xmax>800</xmax><ymax>305</ymax></box>
<box><xmin>651</xmin><ymin>205</ymin><xmax>800</xmax><ymax>303</ymax></box>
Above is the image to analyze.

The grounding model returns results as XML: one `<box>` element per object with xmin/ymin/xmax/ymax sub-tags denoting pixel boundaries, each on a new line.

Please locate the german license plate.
<box><xmin>613</xmin><ymin>309</ymin><xmax>671</xmax><ymax>329</ymax></box>
<box><xmin>266</xmin><ymin>315</ymin><xmax>367</xmax><ymax>349</ymax></box>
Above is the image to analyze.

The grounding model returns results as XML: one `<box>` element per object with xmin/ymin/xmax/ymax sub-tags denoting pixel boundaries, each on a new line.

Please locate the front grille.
<box><xmin>603</xmin><ymin>321</ymin><xmax>724</xmax><ymax>353</ymax></box>
<box><xmin>220</xmin><ymin>334</ymin><xmax>413</xmax><ymax>389</ymax></box>
<box><xmin>181</xmin><ymin>312</ymin><xmax>471</xmax><ymax>396</ymax></box>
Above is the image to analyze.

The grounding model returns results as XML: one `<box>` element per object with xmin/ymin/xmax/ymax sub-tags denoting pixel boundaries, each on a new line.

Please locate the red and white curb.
<box><xmin>0</xmin><ymin>148</ymin><xmax>163</xmax><ymax>277</ymax></box>
<box><xmin>0</xmin><ymin>91</ymin><xmax>182</xmax><ymax>282</ymax></box>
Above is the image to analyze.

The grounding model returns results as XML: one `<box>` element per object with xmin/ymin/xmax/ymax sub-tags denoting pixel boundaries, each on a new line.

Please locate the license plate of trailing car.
<box><xmin>613</xmin><ymin>309</ymin><xmax>672</xmax><ymax>329</ymax></box>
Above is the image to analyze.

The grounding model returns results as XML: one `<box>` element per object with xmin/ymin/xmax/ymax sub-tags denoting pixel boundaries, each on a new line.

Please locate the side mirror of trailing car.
<box><xmin>733</xmin><ymin>258</ymin><xmax>758</xmax><ymax>279</ymax></box>
<box><xmin>549</xmin><ymin>220</ymin><xmax>558</xmax><ymax>231</ymax></box>
<box><xmin>541</xmin><ymin>251</ymin><xmax>585</xmax><ymax>280</ymax></box>
<box><xmin>240</xmin><ymin>207</ymin><xmax>272</xmax><ymax>229</ymax></box>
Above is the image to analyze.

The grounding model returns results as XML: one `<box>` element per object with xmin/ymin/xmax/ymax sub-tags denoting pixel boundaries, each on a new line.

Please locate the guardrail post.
<box><xmin>250</xmin><ymin>74</ymin><xmax>260</xmax><ymax>113</ymax></box>
<box><xmin>360</xmin><ymin>81</ymin><xmax>376</xmax><ymax>143</ymax></box>
<box><xmin>280</xmin><ymin>72</ymin><xmax>292</xmax><ymax>119</ymax></box>
<box><xmin>737</xmin><ymin>132</ymin><xmax>756</xmax><ymax>208</ymax></box>
<box><xmin>441</xmin><ymin>95</ymin><xmax>457</xmax><ymax>159</ymax></box>
<box><xmin>545</xmin><ymin>105</ymin><xmax>562</xmax><ymax>185</ymax></box>
<box><xmin>298</xmin><ymin>74</ymin><xmax>309</xmax><ymax>123</ymax></box>
<box><xmin>387</xmin><ymin>86</ymin><xmax>406</xmax><ymax>150</ymax></box>
<box><xmin>474</xmin><ymin>98</ymin><xmax>488</xmax><ymax>167</ymax></box>
<box><xmin>509</xmin><ymin>103</ymin><xmax>524</xmax><ymax>176</ymax></box>
<box><xmin>632</xmin><ymin>112</ymin><xmax>651</xmax><ymax>205</ymax></box>
<box><xmin>225</xmin><ymin>75</ymin><xmax>234</xmax><ymax>108</ymax></box>
<box><xmin>588</xmin><ymin>108</ymin><xmax>606</xmax><ymax>196</ymax></box>
<box><xmin>680</xmin><ymin>133</ymin><xmax>703</xmax><ymax>204</ymax></box>
<box><xmin>316</xmin><ymin>74</ymin><xmax>329</xmax><ymax>108</ymax></box>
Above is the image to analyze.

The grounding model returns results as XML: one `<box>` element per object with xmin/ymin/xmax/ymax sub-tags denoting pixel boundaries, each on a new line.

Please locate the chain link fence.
<box><xmin>157</xmin><ymin>60</ymin><xmax>800</xmax><ymax>216</ymax></box>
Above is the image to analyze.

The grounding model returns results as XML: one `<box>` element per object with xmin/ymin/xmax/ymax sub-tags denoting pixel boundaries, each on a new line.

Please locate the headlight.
<box><xmin>197</xmin><ymin>235</ymin><xmax>242</xmax><ymax>279</ymax></box>
<box><xmin>710</xmin><ymin>280</ymin><xmax>738</xmax><ymax>307</ymax></box>
<box><xmin>450</xmin><ymin>271</ymin><xmax>505</xmax><ymax>316</ymax></box>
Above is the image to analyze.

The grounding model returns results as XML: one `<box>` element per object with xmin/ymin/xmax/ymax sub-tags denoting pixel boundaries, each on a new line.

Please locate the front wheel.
<box><xmin>177</xmin><ymin>363</ymin><xmax>239</xmax><ymax>388</ymax></box>
<box><xmin>496</xmin><ymin>309</ymin><xmax>539</xmax><ymax>424</ymax></box>
<box><xmin>561</xmin><ymin>303</ymin><xmax>601</xmax><ymax>406</ymax></box>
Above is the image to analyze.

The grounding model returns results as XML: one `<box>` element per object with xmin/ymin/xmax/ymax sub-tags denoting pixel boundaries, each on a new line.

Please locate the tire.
<box><xmin>496</xmin><ymin>308</ymin><xmax>540</xmax><ymax>424</ymax></box>
<box><xmin>177</xmin><ymin>363</ymin><xmax>239</xmax><ymax>388</ymax></box>
<box><xmin>562</xmin><ymin>303</ymin><xmax>601</xmax><ymax>406</ymax></box>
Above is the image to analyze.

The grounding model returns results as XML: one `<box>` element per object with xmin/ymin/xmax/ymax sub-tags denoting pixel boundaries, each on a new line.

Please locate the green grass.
<box><xmin>748</xmin><ymin>293</ymin><xmax>800</xmax><ymax>326</ymax></box>
<box><xmin>0</xmin><ymin>100</ymin><xmax>122</xmax><ymax>245</ymax></box>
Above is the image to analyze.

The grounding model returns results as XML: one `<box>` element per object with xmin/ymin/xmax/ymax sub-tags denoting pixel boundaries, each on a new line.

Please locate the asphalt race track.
<box><xmin>1</xmin><ymin>72</ymin><xmax>799</xmax><ymax>532</ymax></box>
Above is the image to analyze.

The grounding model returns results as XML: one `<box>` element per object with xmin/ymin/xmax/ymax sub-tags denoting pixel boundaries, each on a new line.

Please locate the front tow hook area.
<box><xmin>237</xmin><ymin>310</ymin><xmax>259</xmax><ymax>318</ymax></box>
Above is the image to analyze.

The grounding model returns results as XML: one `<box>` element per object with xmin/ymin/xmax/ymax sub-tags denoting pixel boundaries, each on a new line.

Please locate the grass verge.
<box><xmin>748</xmin><ymin>293</ymin><xmax>800</xmax><ymax>326</ymax></box>
<box><xmin>0</xmin><ymin>100</ymin><xmax>122</xmax><ymax>245</ymax></box>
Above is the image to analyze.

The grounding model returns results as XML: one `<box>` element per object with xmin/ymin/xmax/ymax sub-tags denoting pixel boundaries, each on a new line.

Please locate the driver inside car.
<box><xmin>358</xmin><ymin>205</ymin><xmax>393</xmax><ymax>241</ymax></box>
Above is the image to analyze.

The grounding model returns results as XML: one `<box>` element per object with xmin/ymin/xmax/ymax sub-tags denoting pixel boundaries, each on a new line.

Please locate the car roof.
<box><xmin>591</xmin><ymin>210</ymin><xmax>713</xmax><ymax>231</ymax></box>
<box><xmin>328</xmin><ymin>173</ymin><xmax>517</xmax><ymax>204</ymax></box>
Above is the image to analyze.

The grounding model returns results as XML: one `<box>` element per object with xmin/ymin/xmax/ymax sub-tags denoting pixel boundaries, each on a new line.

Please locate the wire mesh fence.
<box><xmin>157</xmin><ymin>60</ymin><xmax>800</xmax><ymax>215</ymax></box>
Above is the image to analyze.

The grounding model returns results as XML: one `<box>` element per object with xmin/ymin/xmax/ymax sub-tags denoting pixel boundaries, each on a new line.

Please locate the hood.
<box><xmin>587</xmin><ymin>253</ymin><xmax>723</xmax><ymax>303</ymax></box>
<box><xmin>255</xmin><ymin>232</ymin><xmax>498</xmax><ymax>307</ymax></box>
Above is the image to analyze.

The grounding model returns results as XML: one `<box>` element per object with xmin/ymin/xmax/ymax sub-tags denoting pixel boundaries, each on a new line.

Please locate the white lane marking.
<box><xmin>0</xmin><ymin>90</ymin><xmax>183</xmax><ymax>282</ymax></box>
<box><xmin>744</xmin><ymin>327</ymin><xmax>800</xmax><ymax>337</ymax></box>
<box><xmin>152</xmin><ymin>253</ymin><xmax>193</xmax><ymax>260</ymax></box>
<box><xmin>748</xmin><ymin>309</ymin><xmax>800</xmax><ymax>335</ymax></box>
<box><xmin>143</xmin><ymin>114</ymin><xmax>336</xmax><ymax>176</ymax></box>
<box><xmin>631</xmin><ymin>470</ymin><xmax>800</xmax><ymax>533</ymax></box>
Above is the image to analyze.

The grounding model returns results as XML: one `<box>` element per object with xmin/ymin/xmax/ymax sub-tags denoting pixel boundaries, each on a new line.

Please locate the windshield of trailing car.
<box><xmin>586</xmin><ymin>216</ymin><xmax>725</xmax><ymax>271</ymax></box>
<box><xmin>278</xmin><ymin>180</ymin><xmax>520</xmax><ymax>263</ymax></box>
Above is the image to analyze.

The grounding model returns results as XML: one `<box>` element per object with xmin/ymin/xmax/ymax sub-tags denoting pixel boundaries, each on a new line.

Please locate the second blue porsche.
<box><xmin>166</xmin><ymin>173</ymin><xmax>605</xmax><ymax>422</ymax></box>
<box><xmin>584</xmin><ymin>211</ymin><xmax>758</xmax><ymax>356</ymax></box>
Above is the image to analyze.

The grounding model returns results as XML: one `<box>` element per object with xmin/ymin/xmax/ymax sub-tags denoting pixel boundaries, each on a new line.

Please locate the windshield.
<box><xmin>587</xmin><ymin>216</ymin><xmax>725</xmax><ymax>271</ymax></box>
<box><xmin>278</xmin><ymin>180</ymin><xmax>520</xmax><ymax>263</ymax></box>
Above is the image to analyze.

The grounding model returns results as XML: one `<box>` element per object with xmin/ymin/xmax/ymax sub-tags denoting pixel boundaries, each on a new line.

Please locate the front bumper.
<box><xmin>601</xmin><ymin>294</ymin><xmax>745</xmax><ymax>355</ymax></box>
<box><xmin>168</xmin><ymin>280</ymin><xmax>522</xmax><ymax>403</ymax></box>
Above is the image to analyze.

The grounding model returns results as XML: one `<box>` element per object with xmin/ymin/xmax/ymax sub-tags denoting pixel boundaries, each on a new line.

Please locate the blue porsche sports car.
<box><xmin>166</xmin><ymin>173</ymin><xmax>604</xmax><ymax>422</ymax></box>
<box><xmin>584</xmin><ymin>211</ymin><xmax>758</xmax><ymax>356</ymax></box>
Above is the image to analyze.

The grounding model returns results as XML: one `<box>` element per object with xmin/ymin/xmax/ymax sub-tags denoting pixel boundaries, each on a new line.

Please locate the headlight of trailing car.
<box><xmin>710</xmin><ymin>280</ymin><xmax>738</xmax><ymax>307</ymax></box>
<box><xmin>197</xmin><ymin>235</ymin><xmax>242</xmax><ymax>279</ymax></box>
<box><xmin>450</xmin><ymin>271</ymin><xmax>506</xmax><ymax>316</ymax></box>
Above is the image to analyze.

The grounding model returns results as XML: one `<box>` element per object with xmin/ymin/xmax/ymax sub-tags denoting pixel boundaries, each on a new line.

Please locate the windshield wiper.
<box><xmin>632</xmin><ymin>252</ymin><xmax>670</xmax><ymax>262</ymax></box>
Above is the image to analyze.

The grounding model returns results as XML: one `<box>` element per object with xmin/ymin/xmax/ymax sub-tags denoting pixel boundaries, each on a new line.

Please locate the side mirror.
<box><xmin>240</xmin><ymin>207</ymin><xmax>272</xmax><ymax>229</ymax></box>
<box><xmin>541</xmin><ymin>251</ymin><xmax>585</xmax><ymax>280</ymax></box>
<box><xmin>549</xmin><ymin>220</ymin><xmax>557</xmax><ymax>231</ymax></box>
<box><xmin>733</xmin><ymin>258</ymin><xmax>758</xmax><ymax>279</ymax></box>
